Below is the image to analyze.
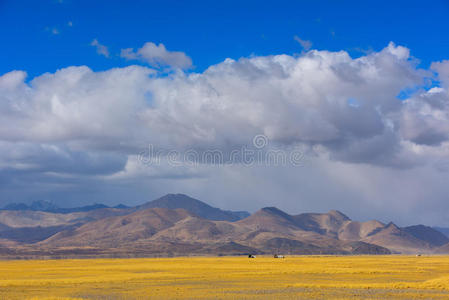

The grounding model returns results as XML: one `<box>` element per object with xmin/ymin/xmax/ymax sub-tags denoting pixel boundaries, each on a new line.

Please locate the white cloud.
<box><xmin>0</xmin><ymin>43</ymin><xmax>435</xmax><ymax>161</ymax></box>
<box><xmin>294</xmin><ymin>35</ymin><xmax>312</xmax><ymax>50</ymax></box>
<box><xmin>2</xmin><ymin>43</ymin><xmax>449</xmax><ymax>224</ymax></box>
<box><xmin>121</xmin><ymin>42</ymin><xmax>192</xmax><ymax>69</ymax></box>
<box><xmin>432</xmin><ymin>60</ymin><xmax>449</xmax><ymax>88</ymax></box>
<box><xmin>400</xmin><ymin>87</ymin><xmax>449</xmax><ymax>146</ymax></box>
<box><xmin>90</xmin><ymin>39</ymin><xmax>110</xmax><ymax>58</ymax></box>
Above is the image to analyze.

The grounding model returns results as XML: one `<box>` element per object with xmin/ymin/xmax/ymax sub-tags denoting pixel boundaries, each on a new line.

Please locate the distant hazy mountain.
<box><xmin>136</xmin><ymin>194</ymin><xmax>250</xmax><ymax>221</ymax></box>
<box><xmin>433</xmin><ymin>227</ymin><xmax>449</xmax><ymax>238</ymax></box>
<box><xmin>1</xmin><ymin>194</ymin><xmax>449</xmax><ymax>258</ymax></box>
<box><xmin>403</xmin><ymin>225</ymin><xmax>449</xmax><ymax>247</ymax></box>
<box><xmin>3</xmin><ymin>200</ymin><xmax>59</xmax><ymax>212</ymax></box>
<box><xmin>1</xmin><ymin>200</ymin><xmax>128</xmax><ymax>214</ymax></box>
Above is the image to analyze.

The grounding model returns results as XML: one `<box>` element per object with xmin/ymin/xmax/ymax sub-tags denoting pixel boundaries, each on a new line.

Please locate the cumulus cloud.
<box><xmin>400</xmin><ymin>87</ymin><xmax>449</xmax><ymax>146</ymax></box>
<box><xmin>432</xmin><ymin>60</ymin><xmax>449</xmax><ymax>88</ymax></box>
<box><xmin>2</xmin><ymin>42</ymin><xmax>449</xmax><ymax>224</ymax></box>
<box><xmin>90</xmin><ymin>39</ymin><xmax>110</xmax><ymax>58</ymax></box>
<box><xmin>121</xmin><ymin>42</ymin><xmax>192</xmax><ymax>69</ymax></box>
<box><xmin>0</xmin><ymin>42</ymin><xmax>441</xmax><ymax>164</ymax></box>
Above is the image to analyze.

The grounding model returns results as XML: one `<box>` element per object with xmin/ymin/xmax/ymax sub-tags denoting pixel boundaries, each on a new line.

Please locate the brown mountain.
<box><xmin>0</xmin><ymin>194</ymin><xmax>446</xmax><ymax>257</ymax></box>
<box><xmin>434</xmin><ymin>242</ymin><xmax>449</xmax><ymax>254</ymax></box>
<box><xmin>337</xmin><ymin>220</ymin><xmax>385</xmax><ymax>240</ymax></box>
<box><xmin>136</xmin><ymin>194</ymin><xmax>249</xmax><ymax>221</ymax></box>
<box><xmin>38</xmin><ymin>206</ymin><xmax>389</xmax><ymax>256</ymax></box>
<box><xmin>0</xmin><ymin>208</ymin><xmax>128</xmax><ymax>228</ymax></box>
<box><xmin>293</xmin><ymin>210</ymin><xmax>351</xmax><ymax>237</ymax></box>
<box><xmin>237</xmin><ymin>207</ymin><xmax>302</xmax><ymax>233</ymax></box>
<box><xmin>41</xmin><ymin>208</ymin><xmax>192</xmax><ymax>247</ymax></box>
<box><xmin>362</xmin><ymin>222</ymin><xmax>433</xmax><ymax>254</ymax></box>
<box><xmin>233</xmin><ymin>207</ymin><xmax>390</xmax><ymax>255</ymax></box>
<box><xmin>288</xmin><ymin>211</ymin><xmax>433</xmax><ymax>254</ymax></box>
<box><xmin>0</xmin><ymin>208</ymin><xmax>129</xmax><ymax>244</ymax></box>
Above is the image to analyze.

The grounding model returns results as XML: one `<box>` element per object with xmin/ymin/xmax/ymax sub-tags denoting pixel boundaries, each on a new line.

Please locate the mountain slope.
<box><xmin>41</xmin><ymin>208</ymin><xmax>193</xmax><ymax>247</ymax></box>
<box><xmin>363</xmin><ymin>222</ymin><xmax>433</xmax><ymax>254</ymax></box>
<box><xmin>137</xmin><ymin>194</ymin><xmax>249</xmax><ymax>221</ymax></box>
<box><xmin>292</xmin><ymin>210</ymin><xmax>351</xmax><ymax>237</ymax></box>
<box><xmin>338</xmin><ymin>220</ymin><xmax>385</xmax><ymax>240</ymax></box>
<box><xmin>0</xmin><ymin>208</ymin><xmax>128</xmax><ymax>228</ymax></box>
<box><xmin>0</xmin><ymin>224</ymin><xmax>77</xmax><ymax>243</ymax></box>
<box><xmin>433</xmin><ymin>227</ymin><xmax>449</xmax><ymax>238</ymax></box>
<box><xmin>39</xmin><ymin>205</ymin><xmax>389</xmax><ymax>255</ymax></box>
<box><xmin>434</xmin><ymin>242</ymin><xmax>449</xmax><ymax>254</ymax></box>
<box><xmin>150</xmin><ymin>217</ymin><xmax>243</xmax><ymax>243</ymax></box>
<box><xmin>235</xmin><ymin>207</ymin><xmax>389</xmax><ymax>254</ymax></box>
<box><xmin>403</xmin><ymin>225</ymin><xmax>449</xmax><ymax>247</ymax></box>
<box><xmin>0</xmin><ymin>194</ymin><xmax>442</xmax><ymax>257</ymax></box>
<box><xmin>237</xmin><ymin>207</ymin><xmax>301</xmax><ymax>233</ymax></box>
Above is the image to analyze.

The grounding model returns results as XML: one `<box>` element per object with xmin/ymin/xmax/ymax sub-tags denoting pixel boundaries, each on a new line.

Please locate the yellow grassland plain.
<box><xmin>1</xmin><ymin>255</ymin><xmax>449</xmax><ymax>299</ymax></box>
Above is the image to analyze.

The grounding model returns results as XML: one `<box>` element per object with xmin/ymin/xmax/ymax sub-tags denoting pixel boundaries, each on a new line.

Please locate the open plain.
<box><xmin>1</xmin><ymin>255</ymin><xmax>449</xmax><ymax>299</ymax></box>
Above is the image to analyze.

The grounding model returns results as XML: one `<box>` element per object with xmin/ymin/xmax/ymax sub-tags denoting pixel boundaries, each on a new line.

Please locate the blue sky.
<box><xmin>2</xmin><ymin>0</ymin><xmax>449</xmax><ymax>225</ymax></box>
<box><xmin>1</xmin><ymin>0</ymin><xmax>449</xmax><ymax>78</ymax></box>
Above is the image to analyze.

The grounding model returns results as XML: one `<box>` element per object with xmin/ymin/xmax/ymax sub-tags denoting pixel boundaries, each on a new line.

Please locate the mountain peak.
<box><xmin>30</xmin><ymin>200</ymin><xmax>59</xmax><ymax>211</ymax></box>
<box><xmin>238</xmin><ymin>206</ymin><xmax>300</xmax><ymax>232</ymax></box>
<box><xmin>3</xmin><ymin>200</ymin><xmax>59</xmax><ymax>212</ymax></box>
<box><xmin>145</xmin><ymin>194</ymin><xmax>213</xmax><ymax>210</ymax></box>
<box><xmin>328</xmin><ymin>210</ymin><xmax>351</xmax><ymax>221</ymax></box>
<box><xmin>386</xmin><ymin>221</ymin><xmax>399</xmax><ymax>228</ymax></box>
<box><xmin>403</xmin><ymin>224</ymin><xmax>449</xmax><ymax>247</ymax></box>
<box><xmin>0</xmin><ymin>195</ymin><xmax>445</xmax><ymax>256</ymax></box>
<box><xmin>260</xmin><ymin>207</ymin><xmax>291</xmax><ymax>218</ymax></box>
<box><xmin>160</xmin><ymin>193</ymin><xmax>192</xmax><ymax>199</ymax></box>
<box><xmin>138</xmin><ymin>194</ymin><xmax>249</xmax><ymax>222</ymax></box>
<box><xmin>261</xmin><ymin>206</ymin><xmax>283</xmax><ymax>212</ymax></box>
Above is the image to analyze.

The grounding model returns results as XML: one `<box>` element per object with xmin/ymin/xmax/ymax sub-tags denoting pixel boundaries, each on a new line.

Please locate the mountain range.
<box><xmin>0</xmin><ymin>194</ymin><xmax>448</xmax><ymax>258</ymax></box>
<box><xmin>2</xmin><ymin>200</ymin><xmax>128</xmax><ymax>214</ymax></box>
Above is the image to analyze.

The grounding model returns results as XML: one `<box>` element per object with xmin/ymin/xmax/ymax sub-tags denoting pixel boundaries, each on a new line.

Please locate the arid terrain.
<box><xmin>2</xmin><ymin>256</ymin><xmax>449</xmax><ymax>299</ymax></box>
<box><xmin>1</xmin><ymin>194</ymin><xmax>449</xmax><ymax>258</ymax></box>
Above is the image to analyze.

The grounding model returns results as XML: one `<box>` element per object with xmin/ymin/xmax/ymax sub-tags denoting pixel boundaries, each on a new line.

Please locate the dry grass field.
<box><xmin>1</xmin><ymin>255</ymin><xmax>449</xmax><ymax>299</ymax></box>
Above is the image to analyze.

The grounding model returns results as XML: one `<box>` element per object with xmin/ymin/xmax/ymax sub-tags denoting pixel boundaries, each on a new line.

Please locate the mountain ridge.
<box><xmin>1</xmin><ymin>200</ymin><xmax>126</xmax><ymax>214</ymax></box>
<box><xmin>136</xmin><ymin>194</ymin><xmax>250</xmax><ymax>221</ymax></box>
<box><xmin>2</xmin><ymin>194</ymin><xmax>249</xmax><ymax>221</ymax></box>
<box><xmin>0</xmin><ymin>194</ymin><xmax>447</xmax><ymax>258</ymax></box>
